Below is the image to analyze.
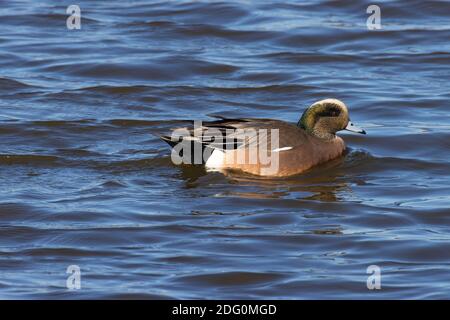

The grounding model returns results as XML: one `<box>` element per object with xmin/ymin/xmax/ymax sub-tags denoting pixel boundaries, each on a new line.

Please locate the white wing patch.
<box><xmin>205</xmin><ymin>149</ymin><xmax>225</xmax><ymax>169</ymax></box>
<box><xmin>272</xmin><ymin>146</ymin><xmax>293</xmax><ymax>152</ymax></box>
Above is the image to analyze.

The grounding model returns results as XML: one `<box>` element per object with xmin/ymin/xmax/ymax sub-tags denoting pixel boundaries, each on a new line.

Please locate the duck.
<box><xmin>161</xmin><ymin>98</ymin><xmax>365</xmax><ymax>177</ymax></box>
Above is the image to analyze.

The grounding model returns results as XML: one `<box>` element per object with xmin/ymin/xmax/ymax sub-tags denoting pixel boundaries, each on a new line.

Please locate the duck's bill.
<box><xmin>345</xmin><ymin>121</ymin><xmax>366</xmax><ymax>134</ymax></box>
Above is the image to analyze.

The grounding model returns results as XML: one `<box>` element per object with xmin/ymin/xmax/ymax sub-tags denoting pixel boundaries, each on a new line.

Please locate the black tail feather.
<box><xmin>160</xmin><ymin>135</ymin><xmax>179</xmax><ymax>148</ymax></box>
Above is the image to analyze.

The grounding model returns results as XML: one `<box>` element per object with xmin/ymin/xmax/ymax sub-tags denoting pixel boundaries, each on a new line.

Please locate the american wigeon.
<box><xmin>161</xmin><ymin>98</ymin><xmax>365</xmax><ymax>177</ymax></box>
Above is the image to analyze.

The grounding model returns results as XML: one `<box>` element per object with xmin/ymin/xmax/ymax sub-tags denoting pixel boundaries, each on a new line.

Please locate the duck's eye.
<box><xmin>330</xmin><ymin>108</ymin><xmax>340</xmax><ymax>117</ymax></box>
<box><xmin>318</xmin><ymin>107</ymin><xmax>341</xmax><ymax>118</ymax></box>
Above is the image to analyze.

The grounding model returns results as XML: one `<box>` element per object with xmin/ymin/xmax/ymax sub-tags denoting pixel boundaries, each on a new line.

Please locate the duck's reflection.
<box><xmin>176</xmin><ymin>151</ymin><xmax>358</xmax><ymax>202</ymax></box>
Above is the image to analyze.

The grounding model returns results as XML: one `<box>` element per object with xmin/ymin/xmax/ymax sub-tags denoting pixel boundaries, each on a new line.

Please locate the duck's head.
<box><xmin>298</xmin><ymin>98</ymin><xmax>366</xmax><ymax>140</ymax></box>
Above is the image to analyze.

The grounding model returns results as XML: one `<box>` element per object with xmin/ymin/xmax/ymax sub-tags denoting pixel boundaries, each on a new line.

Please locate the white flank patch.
<box><xmin>205</xmin><ymin>149</ymin><xmax>225</xmax><ymax>169</ymax></box>
<box><xmin>181</xmin><ymin>136</ymin><xmax>200</xmax><ymax>141</ymax></box>
<box><xmin>272</xmin><ymin>146</ymin><xmax>293</xmax><ymax>152</ymax></box>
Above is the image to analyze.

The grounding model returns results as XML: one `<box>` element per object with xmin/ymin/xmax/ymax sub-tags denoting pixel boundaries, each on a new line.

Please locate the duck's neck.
<box><xmin>310</xmin><ymin>129</ymin><xmax>336</xmax><ymax>140</ymax></box>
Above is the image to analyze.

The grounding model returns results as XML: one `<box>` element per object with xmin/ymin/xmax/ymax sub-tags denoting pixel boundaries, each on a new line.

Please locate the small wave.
<box><xmin>122</xmin><ymin>1</ymin><xmax>249</xmax><ymax>24</ymax></box>
<box><xmin>174</xmin><ymin>271</ymin><xmax>287</xmax><ymax>288</ymax></box>
<box><xmin>41</xmin><ymin>58</ymin><xmax>239</xmax><ymax>81</ymax></box>
<box><xmin>0</xmin><ymin>78</ymin><xmax>37</xmax><ymax>92</ymax></box>
<box><xmin>95</xmin><ymin>157</ymin><xmax>173</xmax><ymax>172</ymax></box>
<box><xmin>0</xmin><ymin>13</ymin><xmax>99</xmax><ymax>27</ymax></box>
<box><xmin>0</xmin><ymin>154</ymin><xmax>59</xmax><ymax>165</ymax></box>
<box><xmin>16</xmin><ymin>247</ymin><xmax>118</xmax><ymax>258</ymax></box>
<box><xmin>30</xmin><ymin>119</ymin><xmax>96</xmax><ymax>127</ymax></box>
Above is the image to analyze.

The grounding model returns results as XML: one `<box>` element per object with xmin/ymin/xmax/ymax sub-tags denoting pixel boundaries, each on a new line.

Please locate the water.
<box><xmin>0</xmin><ymin>0</ymin><xmax>449</xmax><ymax>299</ymax></box>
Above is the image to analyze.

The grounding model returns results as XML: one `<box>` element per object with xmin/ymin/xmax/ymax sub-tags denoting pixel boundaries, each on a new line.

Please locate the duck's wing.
<box><xmin>161</xmin><ymin>117</ymin><xmax>308</xmax><ymax>154</ymax></box>
<box><xmin>161</xmin><ymin>117</ymin><xmax>252</xmax><ymax>151</ymax></box>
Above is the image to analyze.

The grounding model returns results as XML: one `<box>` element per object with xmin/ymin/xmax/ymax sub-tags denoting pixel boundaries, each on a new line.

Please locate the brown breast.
<box><xmin>222</xmin><ymin>130</ymin><xmax>346</xmax><ymax>177</ymax></box>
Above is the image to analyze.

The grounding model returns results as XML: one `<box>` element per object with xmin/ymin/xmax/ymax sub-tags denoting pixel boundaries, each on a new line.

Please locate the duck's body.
<box><xmin>202</xmin><ymin>119</ymin><xmax>345</xmax><ymax>177</ymax></box>
<box><xmin>161</xmin><ymin>99</ymin><xmax>365</xmax><ymax>177</ymax></box>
